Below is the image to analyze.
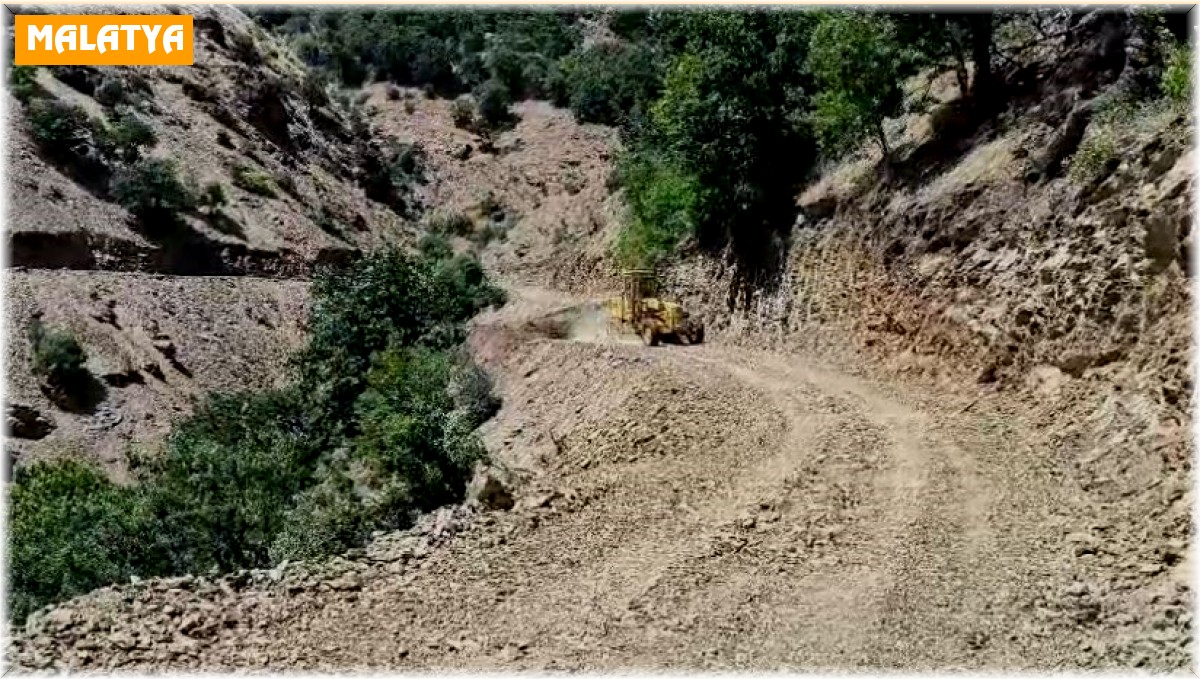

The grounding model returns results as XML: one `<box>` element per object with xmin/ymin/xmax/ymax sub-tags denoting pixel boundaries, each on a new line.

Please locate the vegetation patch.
<box><xmin>9</xmin><ymin>246</ymin><xmax>505</xmax><ymax>624</ymax></box>
<box><xmin>232</xmin><ymin>164</ymin><xmax>280</xmax><ymax>198</ymax></box>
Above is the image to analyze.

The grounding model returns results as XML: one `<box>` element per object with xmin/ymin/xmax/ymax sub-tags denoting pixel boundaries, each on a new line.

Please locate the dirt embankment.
<box><xmin>10</xmin><ymin>286</ymin><xmax>1190</xmax><ymax>671</ymax></box>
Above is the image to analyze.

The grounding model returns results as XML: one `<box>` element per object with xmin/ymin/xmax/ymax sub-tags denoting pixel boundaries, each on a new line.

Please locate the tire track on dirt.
<box><xmin>8</xmin><ymin>290</ymin><xmax>1094</xmax><ymax>671</ymax></box>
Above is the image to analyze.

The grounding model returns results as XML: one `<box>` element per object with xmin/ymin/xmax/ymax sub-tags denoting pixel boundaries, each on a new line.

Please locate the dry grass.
<box><xmin>919</xmin><ymin>135</ymin><xmax>1017</xmax><ymax>202</ymax></box>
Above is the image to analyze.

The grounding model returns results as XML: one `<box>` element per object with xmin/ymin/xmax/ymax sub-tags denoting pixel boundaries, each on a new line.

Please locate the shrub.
<box><xmin>29</xmin><ymin>319</ymin><xmax>88</xmax><ymax>389</ymax></box>
<box><xmin>198</xmin><ymin>182</ymin><xmax>228</xmax><ymax>212</ymax></box>
<box><xmin>101</xmin><ymin>115</ymin><xmax>158</xmax><ymax>164</ymax></box>
<box><xmin>94</xmin><ymin>77</ymin><xmax>127</xmax><ymax>107</ymax></box>
<box><xmin>1069</xmin><ymin>125</ymin><xmax>1118</xmax><ymax>184</ymax></box>
<box><xmin>301</xmin><ymin>71</ymin><xmax>332</xmax><ymax>109</ymax></box>
<box><xmin>232</xmin><ymin>164</ymin><xmax>279</xmax><ymax>198</ymax></box>
<box><xmin>359</xmin><ymin>141</ymin><xmax>425</xmax><ymax>214</ymax></box>
<box><xmin>139</xmin><ymin>388</ymin><xmax>320</xmax><ymax>573</ymax></box>
<box><xmin>1162</xmin><ymin>41</ymin><xmax>1190</xmax><ymax>105</ymax></box>
<box><xmin>474</xmin><ymin>79</ymin><xmax>514</xmax><ymax>130</ymax></box>
<box><xmin>112</xmin><ymin>158</ymin><xmax>196</xmax><ymax>221</ymax></box>
<box><xmin>9</xmin><ymin>459</ymin><xmax>149</xmax><ymax>624</ymax></box>
<box><xmin>230</xmin><ymin>29</ymin><xmax>262</xmax><ymax>65</ymax></box>
<box><xmin>614</xmin><ymin>152</ymin><xmax>701</xmax><ymax>267</ymax></box>
<box><xmin>449</xmin><ymin>355</ymin><xmax>501</xmax><ymax>426</ymax></box>
<box><xmin>28</xmin><ymin>99</ymin><xmax>96</xmax><ymax>162</ymax></box>
<box><xmin>418</xmin><ymin>232</ymin><xmax>454</xmax><ymax>260</ymax></box>
<box><xmin>295</xmin><ymin>247</ymin><xmax>504</xmax><ymax>434</ymax></box>
<box><xmin>351</xmin><ymin>347</ymin><xmax>486</xmax><ymax>513</ymax></box>
<box><xmin>10</xmin><ymin>65</ymin><xmax>40</xmax><ymax>102</ymax></box>
<box><xmin>426</xmin><ymin>209</ymin><xmax>474</xmax><ymax>237</ymax></box>
<box><xmin>450</xmin><ymin>95</ymin><xmax>475</xmax><ymax>129</ymax></box>
<box><xmin>268</xmin><ymin>469</ymin><xmax>376</xmax><ymax>562</ymax></box>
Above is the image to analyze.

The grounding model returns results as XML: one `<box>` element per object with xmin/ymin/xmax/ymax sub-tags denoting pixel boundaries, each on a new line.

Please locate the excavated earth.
<box><xmin>8</xmin><ymin>288</ymin><xmax>1191</xmax><ymax>671</ymax></box>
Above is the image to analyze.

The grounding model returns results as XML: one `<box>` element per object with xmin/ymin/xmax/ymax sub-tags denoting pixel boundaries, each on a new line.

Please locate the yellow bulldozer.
<box><xmin>602</xmin><ymin>269</ymin><xmax>704</xmax><ymax>347</ymax></box>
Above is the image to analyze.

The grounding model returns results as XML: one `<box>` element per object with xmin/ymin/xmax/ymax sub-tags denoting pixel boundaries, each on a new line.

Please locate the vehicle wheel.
<box><xmin>692</xmin><ymin>326</ymin><xmax>705</xmax><ymax>344</ymax></box>
<box><xmin>642</xmin><ymin>327</ymin><xmax>659</xmax><ymax>347</ymax></box>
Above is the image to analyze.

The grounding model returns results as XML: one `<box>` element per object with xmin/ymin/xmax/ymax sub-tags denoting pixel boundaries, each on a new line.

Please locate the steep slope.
<box><xmin>6</xmin><ymin>7</ymin><xmax>1192</xmax><ymax>674</ymax></box>
<box><xmin>364</xmin><ymin>84</ymin><xmax>623</xmax><ymax>292</ymax></box>
<box><xmin>6</xmin><ymin>4</ymin><xmax>393</xmax><ymax>475</ymax></box>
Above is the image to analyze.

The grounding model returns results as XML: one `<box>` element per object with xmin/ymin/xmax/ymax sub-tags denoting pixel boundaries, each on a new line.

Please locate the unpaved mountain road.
<box><xmin>8</xmin><ymin>288</ymin><xmax>1173</xmax><ymax>671</ymax></box>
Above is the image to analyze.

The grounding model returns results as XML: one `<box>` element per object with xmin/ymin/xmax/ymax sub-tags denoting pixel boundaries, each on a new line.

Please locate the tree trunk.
<box><xmin>968</xmin><ymin>13</ymin><xmax>995</xmax><ymax>112</ymax></box>
<box><xmin>1110</xmin><ymin>11</ymin><xmax>1159</xmax><ymax>102</ymax></box>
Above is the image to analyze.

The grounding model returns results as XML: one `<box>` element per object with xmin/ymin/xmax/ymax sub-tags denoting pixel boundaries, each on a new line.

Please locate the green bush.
<box><xmin>1069</xmin><ymin>126</ymin><xmax>1118</xmax><ymax>184</ymax></box>
<box><xmin>360</xmin><ymin>140</ymin><xmax>426</xmax><ymax>214</ymax></box>
<box><xmin>9</xmin><ymin>459</ymin><xmax>148</xmax><ymax>623</ymax></box>
<box><xmin>94</xmin><ymin>78</ymin><xmax>127</xmax><ymax>107</ymax></box>
<box><xmin>450</xmin><ymin>95</ymin><xmax>475</xmax><ymax>129</ymax></box>
<box><xmin>112</xmin><ymin>158</ymin><xmax>195</xmax><ymax>221</ymax></box>
<box><xmin>614</xmin><ymin>152</ymin><xmax>701</xmax><ymax>267</ymax></box>
<box><xmin>29</xmin><ymin>319</ymin><xmax>89</xmax><ymax>391</ymax></box>
<box><xmin>10</xmin><ymin>65</ymin><xmax>40</xmax><ymax>102</ymax></box>
<box><xmin>139</xmin><ymin>388</ymin><xmax>320</xmax><ymax>573</ymax></box>
<box><xmin>426</xmin><ymin>209</ymin><xmax>474</xmax><ymax>237</ymax></box>
<box><xmin>474</xmin><ymin>79</ymin><xmax>514</xmax><ymax>130</ymax></box>
<box><xmin>28</xmin><ymin>99</ymin><xmax>96</xmax><ymax>162</ymax></box>
<box><xmin>232</xmin><ymin>164</ymin><xmax>279</xmax><ymax>198</ymax></box>
<box><xmin>449</xmin><ymin>354</ymin><xmax>502</xmax><ymax>426</ymax></box>
<box><xmin>100</xmin><ymin>115</ymin><xmax>158</xmax><ymax>164</ymax></box>
<box><xmin>1162</xmin><ymin>41</ymin><xmax>1190</xmax><ymax>105</ymax></box>
<box><xmin>351</xmin><ymin>347</ymin><xmax>486</xmax><ymax>513</ymax></box>
<box><xmin>269</xmin><ymin>469</ymin><xmax>377</xmax><ymax>562</ymax></box>
<box><xmin>198</xmin><ymin>182</ymin><xmax>228</xmax><ymax>212</ymax></box>
<box><xmin>418</xmin><ymin>232</ymin><xmax>455</xmax><ymax>260</ymax></box>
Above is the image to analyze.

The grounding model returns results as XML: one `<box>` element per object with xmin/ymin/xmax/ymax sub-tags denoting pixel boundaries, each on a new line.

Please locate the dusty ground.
<box><xmin>10</xmin><ymin>287</ymin><xmax>1189</xmax><ymax>672</ymax></box>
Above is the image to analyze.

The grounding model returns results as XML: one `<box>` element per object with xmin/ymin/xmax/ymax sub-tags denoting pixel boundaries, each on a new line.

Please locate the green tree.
<box><xmin>474</xmin><ymin>79</ymin><xmax>514</xmax><ymax>130</ymax></box>
<box><xmin>631</xmin><ymin>12</ymin><xmax>818</xmax><ymax>272</ymax></box>
<box><xmin>112</xmin><ymin>158</ymin><xmax>195</xmax><ymax>221</ymax></box>
<box><xmin>615</xmin><ymin>151</ymin><xmax>701</xmax><ymax>267</ymax></box>
<box><xmin>28</xmin><ymin>320</ymin><xmax>88</xmax><ymax>390</ymax></box>
<box><xmin>561</xmin><ymin>41</ymin><xmax>662</xmax><ymax>126</ymax></box>
<box><xmin>807</xmin><ymin>12</ymin><xmax>906</xmax><ymax>157</ymax></box>
<box><xmin>9</xmin><ymin>460</ymin><xmax>149</xmax><ymax>623</ymax></box>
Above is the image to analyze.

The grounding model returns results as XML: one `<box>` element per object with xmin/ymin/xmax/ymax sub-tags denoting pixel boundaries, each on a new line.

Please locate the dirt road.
<box><xmin>8</xmin><ymin>288</ymin><xmax>1182</xmax><ymax>671</ymax></box>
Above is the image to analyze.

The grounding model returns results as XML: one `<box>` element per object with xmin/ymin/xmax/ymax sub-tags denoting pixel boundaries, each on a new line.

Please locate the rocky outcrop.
<box><xmin>7</xmin><ymin>404</ymin><xmax>55</xmax><ymax>440</ymax></box>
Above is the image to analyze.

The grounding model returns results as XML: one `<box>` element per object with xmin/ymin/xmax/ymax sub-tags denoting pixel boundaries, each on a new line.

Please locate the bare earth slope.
<box><xmin>10</xmin><ymin>288</ymin><xmax>1188</xmax><ymax>671</ymax></box>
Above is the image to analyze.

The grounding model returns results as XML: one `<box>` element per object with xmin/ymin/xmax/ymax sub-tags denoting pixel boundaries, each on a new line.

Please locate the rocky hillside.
<box><xmin>661</xmin><ymin>17</ymin><xmax>1192</xmax><ymax>669</ymax></box>
<box><xmin>5</xmin><ymin>5</ymin><xmax>1192</xmax><ymax>673</ymax></box>
<box><xmin>5</xmin><ymin>5</ymin><xmax>622</xmax><ymax>478</ymax></box>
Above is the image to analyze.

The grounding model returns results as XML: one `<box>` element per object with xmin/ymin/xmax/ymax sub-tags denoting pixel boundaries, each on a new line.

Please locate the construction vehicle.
<box><xmin>602</xmin><ymin>269</ymin><xmax>705</xmax><ymax>347</ymax></box>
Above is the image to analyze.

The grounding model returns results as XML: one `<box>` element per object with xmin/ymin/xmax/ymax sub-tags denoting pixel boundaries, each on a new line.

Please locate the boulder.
<box><xmin>467</xmin><ymin>467</ymin><xmax>514</xmax><ymax>511</ymax></box>
<box><xmin>7</xmin><ymin>404</ymin><xmax>55</xmax><ymax>439</ymax></box>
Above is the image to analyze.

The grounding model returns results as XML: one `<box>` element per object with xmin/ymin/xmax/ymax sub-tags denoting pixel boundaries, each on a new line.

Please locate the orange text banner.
<box><xmin>14</xmin><ymin>14</ymin><xmax>194</xmax><ymax>66</ymax></box>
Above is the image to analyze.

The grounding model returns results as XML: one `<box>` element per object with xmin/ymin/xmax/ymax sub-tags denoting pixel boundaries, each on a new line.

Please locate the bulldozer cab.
<box><xmin>620</xmin><ymin>269</ymin><xmax>658</xmax><ymax>319</ymax></box>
